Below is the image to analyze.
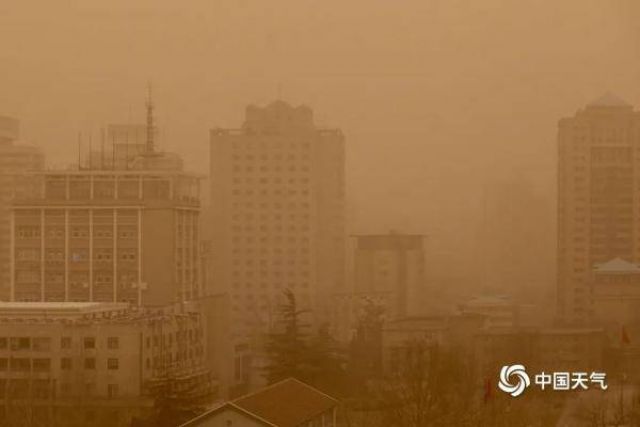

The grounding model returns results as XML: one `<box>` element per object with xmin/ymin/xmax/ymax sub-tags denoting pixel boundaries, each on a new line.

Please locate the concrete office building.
<box><xmin>10</xmin><ymin>168</ymin><xmax>201</xmax><ymax>305</ymax></box>
<box><xmin>9</xmin><ymin>118</ymin><xmax>201</xmax><ymax>305</ymax></box>
<box><xmin>0</xmin><ymin>116</ymin><xmax>44</xmax><ymax>300</ymax></box>
<box><xmin>331</xmin><ymin>233</ymin><xmax>426</xmax><ymax>342</ymax></box>
<box><xmin>209</xmin><ymin>101</ymin><xmax>345</xmax><ymax>333</ymax></box>
<box><xmin>557</xmin><ymin>94</ymin><xmax>640</xmax><ymax>324</ymax></box>
<box><xmin>0</xmin><ymin>301</ymin><xmax>210</xmax><ymax>427</ymax></box>
<box><xmin>352</xmin><ymin>232</ymin><xmax>426</xmax><ymax>317</ymax></box>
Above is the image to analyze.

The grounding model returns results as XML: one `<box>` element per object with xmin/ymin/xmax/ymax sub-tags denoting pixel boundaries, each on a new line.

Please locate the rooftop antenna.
<box><xmin>77</xmin><ymin>132</ymin><xmax>82</xmax><ymax>170</ymax></box>
<box><xmin>100</xmin><ymin>127</ymin><xmax>105</xmax><ymax>170</ymax></box>
<box><xmin>112</xmin><ymin>130</ymin><xmax>116</xmax><ymax>171</ymax></box>
<box><xmin>125</xmin><ymin>126</ymin><xmax>130</xmax><ymax>170</ymax></box>
<box><xmin>146</xmin><ymin>83</ymin><xmax>155</xmax><ymax>155</ymax></box>
<box><xmin>88</xmin><ymin>132</ymin><xmax>93</xmax><ymax>170</ymax></box>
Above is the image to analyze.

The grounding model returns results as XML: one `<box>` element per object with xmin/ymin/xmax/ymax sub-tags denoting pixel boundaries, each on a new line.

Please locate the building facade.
<box><xmin>353</xmin><ymin>233</ymin><xmax>426</xmax><ymax>318</ymax></box>
<box><xmin>209</xmin><ymin>101</ymin><xmax>345</xmax><ymax>333</ymax></box>
<box><xmin>458</xmin><ymin>295</ymin><xmax>517</xmax><ymax>329</ymax></box>
<box><xmin>0</xmin><ymin>117</ymin><xmax>44</xmax><ymax>301</ymax></box>
<box><xmin>557</xmin><ymin>94</ymin><xmax>640</xmax><ymax>324</ymax></box>
<box><xmin>10</xmin><ymin>168</ymin><xmax>201</xmax><ymax>305</ymax></box>
<box><xmin>0</xmin><ymin>302</ymin><xmax>210</xmax><ymax>427</ymax></box>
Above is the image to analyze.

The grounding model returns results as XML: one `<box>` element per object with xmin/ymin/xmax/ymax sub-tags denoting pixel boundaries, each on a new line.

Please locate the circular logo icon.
<box><xmin>498</xmin><ymin>364</ymin><xmax>530</xmax><ymax>397</ymax></box>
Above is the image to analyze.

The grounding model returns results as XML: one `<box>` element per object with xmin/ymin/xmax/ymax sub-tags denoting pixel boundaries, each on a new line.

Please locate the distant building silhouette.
<box><xmin>353</xmin><ymin>232</ymin><xmax>426</xmax><ymax>317</ymax></box>
<box><xmin>209</xmin><ymin>101</ymin><xmax>346</xmax><ymax>333</ymax></box>
<box><xmin>0</xmin><ymin>117</ymin><xmax>44</xmax><ymax>301</ymax></box>
<box><xmin>557</xmin><ymin>94</ymin><xmax>640</xmax><ymax>324</ymax></box>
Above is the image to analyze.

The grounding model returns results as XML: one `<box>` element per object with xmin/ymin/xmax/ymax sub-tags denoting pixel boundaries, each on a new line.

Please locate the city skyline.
<box><xmin>2</xmin><ymin>2</ymin><xmax>640</xmax><ymax>425</ymax></box>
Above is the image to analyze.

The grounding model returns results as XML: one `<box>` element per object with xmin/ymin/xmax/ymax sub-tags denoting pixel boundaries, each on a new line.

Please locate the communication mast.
<box><xmin>146</xmin><ymin>84</ymin><xmax>155</xmax><ymax>155</ymax></box>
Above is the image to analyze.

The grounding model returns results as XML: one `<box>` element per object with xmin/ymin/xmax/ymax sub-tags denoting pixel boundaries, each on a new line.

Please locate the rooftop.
<box><xmin>593</xmin><ymin>257</ymin><xmax>640</xmax><ymax>274</ymax></box>
<box><xmin>181</xmin><ymin>378</ymin><xmax>337</xmax><ymax>427</ymax></box>
<box><xmin>587</xmin><ymin>93</ymin><xmax>632</xmax><ymax>108</ymax></box>
<box><xmin>0</xmin><ymin>302</ymin><xmax>128</xmax><ymax>312</ymax></box>
<box><xmin>233</xmin><ymin>378</ymin><xmax>337</xmax><ymax>427</ymax></box>
<box><xmin>0</xmin><ymin>302</ymin><xmax>133</xmax><ymax>321</ymax></box>
<box><xmin>463</xmin><ymin>295</ymin><xmax>512</xmax><ymax>307</ymax></box>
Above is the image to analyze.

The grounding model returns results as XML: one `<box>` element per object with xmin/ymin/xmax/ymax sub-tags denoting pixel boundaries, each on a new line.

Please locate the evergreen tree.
<box><xmin>307</xmin><ymin>323</ymin><xmax>347</xmax><ymax>395</ymax></box>
<box><xmin>263</xmin><ymin>289</ymin><xmax>311</xmax><ymax>384</ymax></box>
<box><xmin>263</xmin><ymin>289</ymin><xmax>347</xmax><ymax>394</ymax></box>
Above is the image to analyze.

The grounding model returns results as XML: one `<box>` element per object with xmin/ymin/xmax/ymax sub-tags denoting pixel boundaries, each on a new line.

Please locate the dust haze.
<box><xmin>2</xmin><ymin>0</ymin><xmax>638</xmax><ymax>301</ymax></box>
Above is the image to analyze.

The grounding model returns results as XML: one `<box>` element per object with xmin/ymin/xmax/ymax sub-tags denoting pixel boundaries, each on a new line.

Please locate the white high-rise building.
<box><xmin>209</xmin><ymin>101</ymin><xmax>345</xmax><ymax>333</ymax></box>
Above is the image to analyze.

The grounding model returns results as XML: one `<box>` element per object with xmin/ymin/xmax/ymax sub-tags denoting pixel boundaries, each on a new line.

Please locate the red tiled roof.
<box><xmin>233</xmin><ymin>378</ymin><xmax>338</xmax><ymax>427</ymax></box>
<box><xmin>179</xmin><ymin>402</ymin><xmax>276</xmax><ymax>426</ymax></box>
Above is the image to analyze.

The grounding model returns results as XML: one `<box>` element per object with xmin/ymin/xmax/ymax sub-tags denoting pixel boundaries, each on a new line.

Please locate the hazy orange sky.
<box><xmin>2</xmin><ymin>0</ymin><xmax>640</xmax><ymax>286</ymax></box>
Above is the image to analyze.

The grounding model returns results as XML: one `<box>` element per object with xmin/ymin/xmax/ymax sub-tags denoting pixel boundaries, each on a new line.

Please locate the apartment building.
<box><xmin>209</xmin><ymin>101</ymin><xmax>346</xmax><ymax>333</ymax></box>
<box><xmin>558</xmin><ymin>94</ymin><xmax>640</xmax><ymax>324</ymax></box>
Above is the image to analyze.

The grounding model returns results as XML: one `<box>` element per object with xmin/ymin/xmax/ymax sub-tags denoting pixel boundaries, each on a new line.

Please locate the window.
<box><xmin>33</xmin><ymin>358</ymin><xmax>51</xmax><ymax>372</ymax></box>
<box><xmin>85</xmin><ymin>383</ymin><xmax>96</xmax><ymax>396</ymax></box>
<box><xmin>107</xmin><ymin>358</ymin><xmax>119</xmax><ymax>370</ymax></box>
<box><xmin>84</xmin><ymin>337</ymin><xmax>95</xmax><ymax>349</ymax></box>
<box><xmin>33</xmin><ymin>379</ymin><xmax>50</xmax><ymax>399</ymax></box>
<box><xmin>61</xmin><ymin>337</ymin><xmax>71</xmax><ymax>349</ymax></box>
<box><xmin>0</xmin><ymin>338</ymin><xmax>6</xmax><ymax>349</ymax></box>
<box><xmin>107</xmin><ymin>384</ymin><xmax>119</xmax><ymax>399</ymax></box>
<box><xmin>84</xmin><ymin>358</ymin><xmax>96</xmax><ymax>370</ymax></box>
<box><xmin>10</xmin><ymin>379</ymin><xmax>29</xmax><ymax>398</ymax></box>
<box><xmin>60</xmin><ymin>382</ymin><xmax>72</xmax><ymax>396</ymax></box>
<box><xmin>61</xmin><ymin>358</ymin><xmax>72</xmax><ymax>370</ymax></box>
<box><xmin>33</xmin><ymin>337</ymin><xmax>51</xmax><ymax>351</ymax></box>
<box><xmin>107</xmin><ymin>337</ymin><xmax>119</xmax><ymax>349</ymax></box>
<box><xmin>10</xmin><ymin>358</ymin><xmax>30</xmax><ymax>372</ymax></box>
<box><xmin>0</xmin><ymin>358</ymin><xmax>7</xmax><ymax>371</ymax></box>
<box><xmin>10</xmin><ymin>337</ymin><xmax>30</xmax><ymax>351</ymax></box>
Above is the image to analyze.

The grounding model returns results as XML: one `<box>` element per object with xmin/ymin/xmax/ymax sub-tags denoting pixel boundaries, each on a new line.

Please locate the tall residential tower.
<box><xmin>209</xmin><ymin>101</ymin><xmax>345</xmax><ymax>333</ymax></box>
<box><xmin>557</xmin><ymin>94</ymin><xmax>640</xmax><ymax>324</ymax></box>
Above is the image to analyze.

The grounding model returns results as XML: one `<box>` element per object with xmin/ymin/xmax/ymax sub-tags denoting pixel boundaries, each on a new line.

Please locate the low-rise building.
<box><xmin>0</xmin><ymin>301</ymin><xmax>211</xmax><ymax>426</ymax></box>
<box><xmin>473</xmin><ymin>327</ymin><xmax>605</xmax><ymax>386</ymax></box>
<box><xmin>382</xmin><ymin>316</ymin><xmax>446</xmax><ymax>374</ymax></box>
<box><xmin>592</xmin><ymin>258</ymin><xmax>640</xmax><ymax>342</ymax></box>
<box><xmin>180</xmin><ymin>378</ymin><xmax>338</xmax><ymax>427</ymax></box>
<box><xmin>458</xmin><ymin>295</ymin><xmax>517</xmax><ymax>329</ymax></box>
<box><xmin>590</xmin><ymin>258</ymin><xmax>640</xmax><ymax>379</ymax></box>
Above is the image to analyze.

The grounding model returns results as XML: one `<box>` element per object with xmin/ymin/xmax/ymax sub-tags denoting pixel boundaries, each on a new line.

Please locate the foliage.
<box><xmin>263</xmin><ymin>289</ymin><xmax>346</xmax><ymax>395</ymax></box>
